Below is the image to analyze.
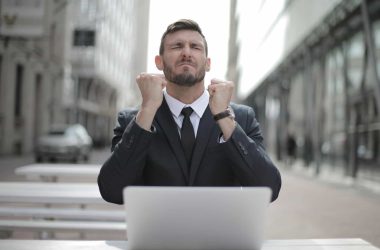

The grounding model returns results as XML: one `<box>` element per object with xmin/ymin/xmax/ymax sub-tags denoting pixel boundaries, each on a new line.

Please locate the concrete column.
<box><xmin>21</xmin><ymin>61</ymin><xmax>36</xmax><ymax>153</ymax></box>
<box><xmin>41</xmin><ymin>69</ymin><xmax>52</xmax><ymax>134</ymax></box>
<box><xmin>0</xmin><ymin>51</ymin><xmax>16</xmax><ymax>154</ymax></box>
<box><xmin>51</xmin><ymin>70</ymin><xmax>67</xmax><ymax>125</ymax></box>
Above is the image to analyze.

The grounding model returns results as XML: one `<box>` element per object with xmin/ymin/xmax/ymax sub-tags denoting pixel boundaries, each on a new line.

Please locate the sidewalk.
<box><xmin>266</xmin><ymin>164</ymin><xmax>380</xmax><ymax>247</ymax></box>
<box><xmin>0</xmin><ymin>153</ymin><xmax>34</xmax><ymax>181</ymax></box>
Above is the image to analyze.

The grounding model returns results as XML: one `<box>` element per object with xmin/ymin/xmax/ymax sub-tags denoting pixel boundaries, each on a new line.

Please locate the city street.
<box><xmin>0</xmin><ymin>148</ymin><xmax>379</xmax><ymax>247</ymax></box>
<box><xmin>1</xmin><ymin>1</ymin><xmax>380</xmax><ymax>249</ymax></box>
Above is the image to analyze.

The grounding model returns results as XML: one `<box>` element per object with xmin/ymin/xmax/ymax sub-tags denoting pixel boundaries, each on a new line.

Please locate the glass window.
<box><xmin>346</xmin><ymin>32</ymin><xmax>365</xmax><ymax>92</ymax></box>
<box><xmin>373</xmin><ymin>20</ymin><xmax>380</xmax><ymax>79</ymax></box>
<box><xmin>73</xmin><ymin>29</ymin><xmax>96</xmax><ymax>46</ymax></box>
<box><xmin>325</xmin><ymin>48</ymin><xmax>345</xmax><ymax>129</ymax></box>
<box><xmin>0</xmin><ymin>55</ymin><xmax>2</xmax><ymax>100</ymax></box>
<box><xmin>357</xmin><ymin>95</ymin><xmax>379</xmax><ymax>162</ymax></box>
<box><xmin>311</xmin><ymin>60</ymin><xmax>324</xmax><ymax>143</ymax></box>
<box><xmin>288</xmin><ymin>74</ymin><xmax>304</xmax><ymax>122</ymax></box>
<box><xmin>323</xmin><ymin>48</ymin><xmax>346</xmax><ymax>161</ymax></box>
<box><xmin>287</xmin><ymin>73</ymin><xmax>305</xmax><ymax>142</ymax></box>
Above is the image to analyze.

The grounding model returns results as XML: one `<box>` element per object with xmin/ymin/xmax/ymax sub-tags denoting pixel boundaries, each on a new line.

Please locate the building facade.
<box><xmin>0</xmin><ymin>0</ymin><xmax>149</xmax><ymax>155</ymax></box>
<box><xmin>229</xmin><ymin>0</ymin><xmax>380</xmax><ymax>183</ymax></box>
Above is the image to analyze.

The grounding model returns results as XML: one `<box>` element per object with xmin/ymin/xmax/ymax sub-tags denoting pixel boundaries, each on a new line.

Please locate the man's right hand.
<box><xmin>135</xmin><ymin>73</ymin><xmax>167</xmax><ymax>131</ymax></box>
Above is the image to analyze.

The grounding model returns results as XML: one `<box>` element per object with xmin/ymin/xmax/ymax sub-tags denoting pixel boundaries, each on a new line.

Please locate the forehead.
<box><xmin>164</xmin><ymin>30</ymin><xmax>205</xmax><ymax>45</ymax></box>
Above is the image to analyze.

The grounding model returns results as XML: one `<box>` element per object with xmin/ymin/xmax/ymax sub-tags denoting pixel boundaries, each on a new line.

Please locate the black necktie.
<box><xmin>181</xmin><ymin>107</ymin><xmax>195</xmax><ymax>169</ymax></box>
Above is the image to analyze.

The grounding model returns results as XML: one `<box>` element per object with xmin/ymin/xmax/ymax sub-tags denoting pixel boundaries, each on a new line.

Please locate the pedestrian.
<box><xmin>97</xmin><ymin>19</ymin><xmax>281</xmax><ymax>204</ymax></box>
<box><xmin>286</xmin><ymin>134</ymin><xmax>297</xmax><ymax>165</ymax></box>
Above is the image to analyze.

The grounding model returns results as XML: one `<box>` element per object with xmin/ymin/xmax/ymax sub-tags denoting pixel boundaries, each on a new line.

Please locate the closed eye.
<box><xmin>170</xmin><ymin>43</ymin><xmax>183</xmax><ymax>49</ymax></box>
<box><xmin>191</xmin><ymin>43</ymin><xmax>202</xmax><ymax>50</ymax></box>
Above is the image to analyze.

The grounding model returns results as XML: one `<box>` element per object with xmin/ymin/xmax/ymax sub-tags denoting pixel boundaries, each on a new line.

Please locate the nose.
<box><xmin>180</xmin><ymin>45</ymin><xmax>192</xmax><ymax>58</ymax></box>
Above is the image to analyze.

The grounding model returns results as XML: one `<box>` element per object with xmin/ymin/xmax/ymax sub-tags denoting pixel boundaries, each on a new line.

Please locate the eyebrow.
<box><xmin>167</xmin><ymin>40</ymin><xmax>204</xmax><ymax>48</ymax></box>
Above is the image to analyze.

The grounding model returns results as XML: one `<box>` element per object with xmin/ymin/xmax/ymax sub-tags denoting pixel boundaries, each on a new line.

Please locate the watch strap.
<box><xmin>213</xmin><ymin>108</ymin><xmax>232</xmax><ymax>121</ymax></box>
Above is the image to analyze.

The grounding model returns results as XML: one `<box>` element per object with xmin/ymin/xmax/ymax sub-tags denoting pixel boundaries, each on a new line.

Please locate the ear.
<box><xmin>205</xmin><ymin>58</ymin><xmax>211</xmax><ymax>72</ymax></box>
<box><xmin>155</xmin><ymin>55</ymin><xmax>163</xmax><ymax>71</ymax></box>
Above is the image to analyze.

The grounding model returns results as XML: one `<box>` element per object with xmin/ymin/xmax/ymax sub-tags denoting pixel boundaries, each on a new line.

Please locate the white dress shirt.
<box><xmin>163</xmin><ymin>89</ymin><xmax>209</xmax><ymax>137</ymax></box>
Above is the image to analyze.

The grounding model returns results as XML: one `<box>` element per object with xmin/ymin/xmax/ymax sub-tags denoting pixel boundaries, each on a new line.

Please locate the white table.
<box><xmin>0</xmin><ymin>238</ymin><xmax>378</xmax><ymax>250</ymax></box>
<box><xmin>0</xmin><ymin>182</ymin><xmax>103</xmax><ymax>204</ymax></box>
<box><xmin>0</xmin><ymin>181</ymin><xmax>122</xmax><ymax>237</ymax></box>
<box><xmin>14</xmin><ymin>164</ymin><xmax>101</xmax><ymax>182</ymax></box>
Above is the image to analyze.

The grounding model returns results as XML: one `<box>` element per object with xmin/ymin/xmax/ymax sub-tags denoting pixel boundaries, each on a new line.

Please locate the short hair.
<box><xmin>159</xmin><ymin>19</ymin><xmax>208</xmax><ymax>56</ymax></box>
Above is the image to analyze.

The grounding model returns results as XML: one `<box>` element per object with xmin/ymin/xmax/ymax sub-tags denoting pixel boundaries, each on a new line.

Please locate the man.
<box><xmin>98</xmin><ymin>19</ymin><xmax>281</xmax><ymax>204</ymax></box>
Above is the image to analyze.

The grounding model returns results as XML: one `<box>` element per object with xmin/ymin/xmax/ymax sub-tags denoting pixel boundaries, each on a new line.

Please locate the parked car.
<box><xmin>35</xmin><ymin>124</ymin><xmax>93</xmax><ymax>162</ymax></box>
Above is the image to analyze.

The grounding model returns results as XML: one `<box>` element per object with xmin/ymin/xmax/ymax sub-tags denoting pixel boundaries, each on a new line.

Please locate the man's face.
<box><xmin>158</xmin><ymin>30</ymin><xmax>210</xmax><ymax>87</ymax></box>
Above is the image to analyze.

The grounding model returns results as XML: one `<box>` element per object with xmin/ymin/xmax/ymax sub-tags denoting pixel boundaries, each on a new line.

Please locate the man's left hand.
<box><xmin>207</xmin><ymin>78</ymin><xmax>234</xmax><ymax>115</ymax></box>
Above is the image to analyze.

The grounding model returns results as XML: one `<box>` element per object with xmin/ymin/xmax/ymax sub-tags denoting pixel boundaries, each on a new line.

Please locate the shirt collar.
<box><xmin>164</xmin><ymin>89</ymin><xmax>209</xmax><ymax>118</ymax></box>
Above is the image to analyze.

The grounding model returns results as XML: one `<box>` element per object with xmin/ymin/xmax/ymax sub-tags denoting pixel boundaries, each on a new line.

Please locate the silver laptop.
<box><xmin>123</xmin><ymin>186</ymin><xmax>271</xmax><ymax>250</ymax></box>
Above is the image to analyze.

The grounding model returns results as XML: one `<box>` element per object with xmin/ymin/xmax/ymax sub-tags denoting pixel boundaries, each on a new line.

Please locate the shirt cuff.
<box><xmin>133</xmin><ymin>117</ymin><xmax>156</xmax><ymax>133</ymax></box>
<box><xmin>218</xmin><ymin>134</ymin><xmax>227</xmax><ymax>143</ymax></box>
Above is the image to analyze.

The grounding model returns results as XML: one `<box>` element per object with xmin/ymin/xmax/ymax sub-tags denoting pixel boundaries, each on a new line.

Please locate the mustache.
<box><xmin>176</xmin><ymin>59</ymin><xmax>196</xmax><ymax>67</ymax></box>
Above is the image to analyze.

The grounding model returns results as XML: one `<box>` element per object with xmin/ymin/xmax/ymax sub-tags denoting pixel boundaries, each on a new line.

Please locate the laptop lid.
<box><xmin>123</xmin><ymin>186</ymin><xmax>271</xmax><ymax>250</ymax></box>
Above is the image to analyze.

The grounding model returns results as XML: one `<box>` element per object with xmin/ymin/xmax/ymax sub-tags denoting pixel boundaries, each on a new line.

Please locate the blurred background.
<box><xmin>1</xmin><ymin>0</ymin><xmax>380</xmax><ymax>183</ymax></box>
<box><xmin>0</xmin><ymin>0</ymin><xmax>380</xmax><ymax>246</ymax></box>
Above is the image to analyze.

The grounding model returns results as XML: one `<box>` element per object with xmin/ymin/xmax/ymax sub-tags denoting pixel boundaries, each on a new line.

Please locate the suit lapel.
<box><xmin>154</xmin><ymin>99</ymin><xmax>189</xmax><ymax>181</ymax></box>
<box><xmin>189</xmin><ymin>106</ymin><xmax>219</xmax><ymax>185</ymax></box>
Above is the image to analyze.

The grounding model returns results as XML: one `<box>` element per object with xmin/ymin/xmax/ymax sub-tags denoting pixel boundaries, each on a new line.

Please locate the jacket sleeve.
<box><xmin>97</xmin><ymin>109</ymin><xmax>154</xmax><ymax>204</ymax></box>
<box><xmin>222</xmin><ymin>104</ymin><xmax>281</xmax><ymax>201</ymax></box>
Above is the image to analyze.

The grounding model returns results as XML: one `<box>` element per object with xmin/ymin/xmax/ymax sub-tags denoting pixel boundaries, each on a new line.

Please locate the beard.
<box><xmin>163</xmin><ymin>61</ymin><xmax>206</xmax><ymax>87</ymax></box>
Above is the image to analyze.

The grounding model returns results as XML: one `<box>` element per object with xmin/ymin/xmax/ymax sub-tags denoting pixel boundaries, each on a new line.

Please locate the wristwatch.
<box><xmin>213</xmin><ymin>106</ymin><xmax>235</xmax><ymax>121</ymax></box>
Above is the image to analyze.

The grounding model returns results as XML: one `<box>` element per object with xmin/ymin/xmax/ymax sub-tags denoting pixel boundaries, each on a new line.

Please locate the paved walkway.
<box><xmin>266</xmin><ymin>167</ymin><xmax>380</xmax><ymax>247</ymax></box>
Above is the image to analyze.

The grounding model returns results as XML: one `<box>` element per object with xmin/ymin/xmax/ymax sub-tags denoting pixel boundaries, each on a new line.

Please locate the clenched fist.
<box><xmin>207</xmin><ymin>78</ymin><xmax>234</xmax><ymax>115</ymax></box>
<box><xmin>136</xmin><ymin>73</ymin><xmax>167</xmax><ymax>111</ymax></box>
<box><xmin>135</xmin><ymin>73</ymin><xmax>167</xmax><ymax>131</ymax></box>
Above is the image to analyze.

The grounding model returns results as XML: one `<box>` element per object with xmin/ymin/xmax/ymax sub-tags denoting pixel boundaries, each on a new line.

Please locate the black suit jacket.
<box><xmin>98</xmin><ymin>100</ymin><xmax>281</xmax><ymax>204</ymax></box>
